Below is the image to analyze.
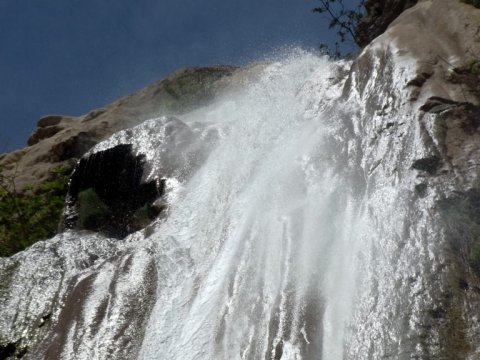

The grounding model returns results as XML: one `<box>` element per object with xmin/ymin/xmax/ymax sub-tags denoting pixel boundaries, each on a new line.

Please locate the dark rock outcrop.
<box><xmin>356</xmin><ymin>0</ymin><xmax>418</xmax><ymax>47</ymax></box>
<box><xmin>0</xmin><ymin>343</ymin><xmax>17</xmax><ymax>360</ymax></box>
<box><xmin>27</xmin><ymin>125</ymin><xmax>62</xmax><ymax>146</ymax></box>
<box><xmin>411</xmin><ymin>156</ymin><xmax>441</xmax><ymax>174</ymax></box>
<box><xmin>49</xmin><ymin>131</ymin><xmax>97</xmax><ymax>161</ymax></box>
<box><xmin>64</xmin><ymin>144</ymin><xmax>163</xmax><ymax>238</ymax></box>
<box><xmin>27</xmin><ymin>115</ymin><xmax>77</xmax><ymax>146</ymax></box>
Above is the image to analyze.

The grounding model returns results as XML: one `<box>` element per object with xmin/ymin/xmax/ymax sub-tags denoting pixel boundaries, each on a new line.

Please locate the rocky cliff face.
<box><xmin>1</xmin><ymin>0</ymin><xmax>480</xmax><ymax>359</ymax></box>
<box><xmin>0</xmin><ymin>65</ymin><xmax>241</xmax><ymax>192</ymax></box>
<box><xmin>341</xmin><ymin>0</ymin><xmax>480</xmax><ymax>356</ymax></box>
<box><xmin>0</xmin><ymin>64</ymin><xmax>266</xmax><ymax>257</ymax></box>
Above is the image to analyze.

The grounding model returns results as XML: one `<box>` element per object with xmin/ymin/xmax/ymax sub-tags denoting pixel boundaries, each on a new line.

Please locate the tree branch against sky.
<box><xmin>313</xmin><ymin>0</ymin><xmax>365</xmax><ymax>58</ymax></box>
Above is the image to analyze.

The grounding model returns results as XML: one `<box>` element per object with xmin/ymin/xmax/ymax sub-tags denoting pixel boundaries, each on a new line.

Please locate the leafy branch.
<box><xmin>313</xmin><ymin>0</ymin><xmax>365</xmax><ymax>58</ymax></box>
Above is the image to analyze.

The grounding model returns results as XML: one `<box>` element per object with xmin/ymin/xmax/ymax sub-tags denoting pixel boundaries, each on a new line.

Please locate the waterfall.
<box><xmin>133</xmin><ymin>52</ymin><xmax>370</xmax><ymax>359</ymax></box>
<box><xmin>4</xmin><ymin>43</ymin><xmax>479</xmax><ymax>359</ymax></box>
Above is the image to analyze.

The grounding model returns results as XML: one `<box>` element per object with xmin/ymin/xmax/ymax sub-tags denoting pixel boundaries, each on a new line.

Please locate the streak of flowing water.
<box><xmin>4</xmin><ymin>10</ymin><xmax>480</xmax><ymax>354</ymax></box>
<box><xmin>137</xmin><ymin>52</ymin><xmax>369</xmax><ymax>359</ymax></box>
<box><xmin>3</xmin><ymin>48</ymin><xmax>463</xmax><ymax>359</ymax></box>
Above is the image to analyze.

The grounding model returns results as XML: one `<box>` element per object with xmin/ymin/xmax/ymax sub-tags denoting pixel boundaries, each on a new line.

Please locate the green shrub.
<box><xmin>0</xmin><ymin>164</ymin><xmax>72</xmax><ymax>257</ymax></box>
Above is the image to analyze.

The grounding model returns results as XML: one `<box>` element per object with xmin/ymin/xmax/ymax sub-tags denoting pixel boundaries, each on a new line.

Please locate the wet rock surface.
<box><xmin>0</xmin><ymin>114</ymin><xmax>220</xmax><ymax>357</ymax></box>
<box><xmin>341</xmin><ymin>0</ymin><xmax>480</xmax><ymax>356</ymax></box>
<box><xmin>0</xmin><ymin>233</ymin><xmax>119</xmax><ymax>360</ymax></box>
<box><xmin>29</xmin><ymin>246</ymin><xmax>158</xmax><ymax>360</ymax></box>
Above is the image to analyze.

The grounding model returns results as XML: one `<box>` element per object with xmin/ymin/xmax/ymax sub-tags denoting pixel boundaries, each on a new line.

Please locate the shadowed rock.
<box><xmin>356</xmin><ymin>0</ymin><xmax>418</xmax><ymax>47</ymax></box>
<box><xmin>411</xmin><ymin>156</ymin><xmax>441</xmax><ymax>174</ymax></box>
<box><xmin>64</xmin><ymin>144</ymin><xmax>163</xmax><ymax>238</ymax></box>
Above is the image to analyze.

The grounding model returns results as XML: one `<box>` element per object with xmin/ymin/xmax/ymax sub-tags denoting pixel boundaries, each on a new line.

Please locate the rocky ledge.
<box><xmin>0</xmin><ymin>65</ymin><xmax>238</xmax><ymax>192</ymax></box>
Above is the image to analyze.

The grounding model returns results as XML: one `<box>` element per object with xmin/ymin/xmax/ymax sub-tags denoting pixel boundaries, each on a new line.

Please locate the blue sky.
<box><xmin>0</xmin><ymin>0</ymin><xmax>360</xmax><ymax>151</ymax></box>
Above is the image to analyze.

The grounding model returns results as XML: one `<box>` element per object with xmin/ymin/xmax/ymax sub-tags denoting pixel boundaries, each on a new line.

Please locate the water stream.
<box><xmin>137</xmin><ymin>52</ymin><xmax>371</xmax><ymax>359</ymax></box>
<box><xmin>3</xmin><ymin>50</ymin><xmax>453</xmax><ymax>360</ymax></box>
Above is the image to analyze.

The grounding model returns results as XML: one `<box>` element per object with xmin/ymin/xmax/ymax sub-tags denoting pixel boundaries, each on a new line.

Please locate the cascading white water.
<box><xmin>2</xmin><ymin>48</ymin><xmax>466</xmax><ymax>360</ymax></box>
<box><xmin>6</xmin><ymin>3</ymin><xmax>480</xmax><ymax>356</ymax></box>
<box><xmin>133</xmin><ymin>51</ymin><xmax>372</xmax><ymax>360</ymax></box>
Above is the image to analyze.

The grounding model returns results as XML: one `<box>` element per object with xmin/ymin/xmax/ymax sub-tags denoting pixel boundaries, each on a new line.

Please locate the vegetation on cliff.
<box><xmin>0</xmin><ymin>164</ymin><xmax>72</xmax><ymax>257</ymax></box>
